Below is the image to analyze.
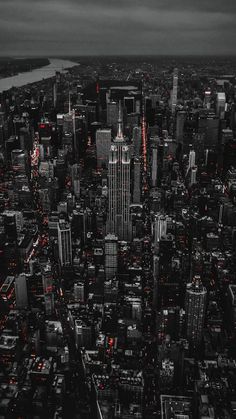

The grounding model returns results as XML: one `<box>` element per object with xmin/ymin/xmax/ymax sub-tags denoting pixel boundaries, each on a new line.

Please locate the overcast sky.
<box><xmin>0</xmin><ymin>0</ymin><xmax>236</xmax><ymax>56</ymax></box>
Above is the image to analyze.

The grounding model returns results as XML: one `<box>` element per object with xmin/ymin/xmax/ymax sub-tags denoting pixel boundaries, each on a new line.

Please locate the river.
<box><xmin>0</xmin><ymin>58</ymin><xmax>78</xmax><ymax>93</ymax></box>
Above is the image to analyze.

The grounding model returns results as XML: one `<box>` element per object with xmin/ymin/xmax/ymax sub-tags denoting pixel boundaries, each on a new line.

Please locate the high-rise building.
<box><xmin>105</xmin><ymin>233</ymin><xmax>118</xmax><ymax>279</ymax></box>
<box><xmin>107</xmin><ymin>101</ymin><xmax>119</xmax><ymax>128</ymax></box>
<box><xmin>15</xmin><ymin>273</ymin><xmax>28</xmax><ymax>309</ymax></box>
<box><xmin>216</xmin><ymin>92</ymin><xmax>226</xmax><ymax>119</ymax></box>
<box><xmin>57</xmin><ymin>220</ymin><xmax>72</xmax><ymax>266</ymax></box>
<box><xmin>190</xmin><ymin>166</ymin><xmax>197</xmax><ymax>186</ymax></box>
<box><xmin>75</xmin><ymin>320</ymin><xmax>91</xmax><ymax>349</ymax></box>
<box><xmin>171</xmin><ymin>68</ymin><xmax>178</xmax><ymax>114</ymax></box>
<box><xmin>185</xmin><ymin>277</ymin><xmax>207</xmax><ymax>345</ymax></box>
<box><xmin>153</xmin><ymin>213</ymin><xmax>167</xmax><ymax>244</ymax></box>
<box><xmin>96</xmin><ymin>129</ymin><xmax>111</xmax><ymax>168</ymax></box>
<box><xmin>176</xmin><ymin>111</ymin><xmax>186</xmax><ymax>144</ymax></box>
<box><xmin>133</xmin><ymin>158</ymin><xmax>141</xmax><ymax>204</ymax></box>
<box><xmin>108</xmin><ymin>114</ymin><xmax>131</xmax><ymax>241</ymax></box>
<box><xmin>204</xmin><ymin>90</ymin><xmax>211</xmax><ymax>109</ymax></box>
<box><xmin>151</xmin><ymin>144</ymin><xmax>158</xmax><ymax>187</ymax></box>
<box><xmin>189</xmin><ymin>149</ymin><xmax>196</xmax><ymax>169</ymax></box>
<box><xmin>133</xmin><ymin>126</ymin><xmax>142</xmax><ymax>157</ymax></box>
<box><xmin>74</xmin><ymin>282</ymin><xmax>85</xmax><ymax>302</ymax></box>
<box><xmin>42</xmin><ymin>264</ymin><xmax>53</xmax><ymax>295</ymax></box>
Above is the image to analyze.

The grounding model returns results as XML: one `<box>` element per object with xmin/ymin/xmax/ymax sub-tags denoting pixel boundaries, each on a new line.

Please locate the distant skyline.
<box><xmin>0</xmin><ymin>0</ymin><xmax>236</xmax><ymax>56</ymax></box>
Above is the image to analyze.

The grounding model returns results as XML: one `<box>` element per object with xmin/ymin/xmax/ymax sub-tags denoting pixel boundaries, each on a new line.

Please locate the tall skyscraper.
<box><xmin>96</xmin><ymin>129</ymin><xmax>111</xmax><ymax>168</ymax></box>
<box><xmin>74</xmin><ymin>282</ymin><xmax>85</xmax><ymax>302</ymax></box>
<box><xmin>176</xmin><ymin>111</ymin><xmax>186</xmax><ymax>144</ymax></box>
<box><xmin>151</xmin><ymin>144</ymin><xmax>158</xmax><ymax>187</ymax></box>
<box><xmin>133</xmin><ymin>158</ymin><xmax>141</xmax><ymax>204</ymax></box>
<box><xmin>108</xmin><ymin>111</ymin><xmax>131</xmax><ymax>241</ymax></box>
<box><xmin>216</xmin><ymin>92</ymin><xmax>226</xmax><ymax>119</ymax></box>
<box><xmin>107</xmin><ymin>101</ymin><xmax>119</xmax><ymax>128</ymax></box>
<box><xmin>105</xmin><ymin>233</ymin><xmax>118</xmax><ymax>279</ymax></box>
<box><xmin>15</xmin><ymin>273</ymin><xmax>28</xmax><ymax>309</ymax></box>
<box><xmin>133</xmin><ymin>126</ymin><xmax>142</xmax><ymax>157</ymax></box>
<box><xmin>42</xmin><ymin>264</ymin><xmax>53</xmax><ymax>295</ymax></box>
<box><xmin>57</xmin><ymin>220</ymin><xmax>72</xmax><ymax>266</ymax></box>
<box><xmin>185</xmin><ymin>276</ymin><xmax>207</xmax><ymax>345</ymax></box>
<box><xmin>171</xmin><ymin>68</ymin><xmax>178</xmax><ymax>114</ymax></box>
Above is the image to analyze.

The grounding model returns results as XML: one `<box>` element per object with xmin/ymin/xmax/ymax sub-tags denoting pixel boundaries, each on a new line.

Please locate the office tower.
<box><xmin>96</xmin><ymin>129</ymin><xmax>111</xmax><ymax>168</ymax></box>
<box><xmin>42</xmin><ymin>264</ymin><xmax>53</xmax><ymax>294</ymax></box>
<box><xmin>57</xmin><ymin>220</ymin><xmax>72</xmax><ymax>266</ymax></box>
<box><xmin>11</xmin><ymin>149</ymin><xmax>27</xmax><ymax>175</ymax></box>
<box><xmin>73</xmin><ymin>178</ymin><xmax>80</xmax><ymax>199</ymax></box>
<box><xmin>108</xmin><ymin>144</ymin><xmax>118</xmax><ymax>235</ymax></box>
<box><xmin>39</xmin><ymin>161</ymin><xmax>54</xmax><ymax>178</ymax></box>
<box><xmin>216</xmin><ymin>92</ymin><xmax>226</xmax><ymax>119</ymax></box>
<box><xmin>15</xmin><ymin>273</ymin><xmax>28</xmax><ymax>309</ymax></box>
<box><xmin>133</xmin><ymin>126</ymin><xmax>142</xmax><ymax>157</ymax></box>
<box><xmin>124</xmin><ymin>96</ymin><xmax>135</xmax><ymax>114</ymax></box>
<box><xmin>171</xmin><ymin>68</ymin><xmax>178</xmax><ymax>114</ymax></box>
<box><xmin>151</xmin><ymin>144</ymin><xmax>158</xmax><ymax>187</ymax></box>
<box><xmin>105</xmin><ymin>233</ymin><xmax>118</xmax><ymax>279</ymax></box>
<box><xmin>108</xmin><ymin>115</ymin><xmax>131</xmax><ymax>241</ymax></box>
<box><xmin>185</xmin><ymin>277</ymin><xmax>207</xmax><ymax>345</ymax></box>
<box><xmin>189</xmin><ymin>149</ymin><xmax>196</xmax><ymax>168</ymax></box>
<box><xmin>107</xmin><ymin>101</ymin><xmax>119</xmax><ymax>128</ymax></box>
<box><xmin>204</xmin><ymin>90</ymin><xmax>211</xmax><ymax>109</ymax></box>
<box><xmin>3</xmin><ymin>210</ymin><xmax>23</xmax><ymax>239</ymax></box>
<box><xmin>74</xmin><ymin>282</ymin><xmax>85</xmax><ymax>302</ymax></box>
<box><xmin>133</xmin><ymin>158</ymin><xmax>141</xmax><ymax>204</ymax></box>
<box><xmin>176</xmin><ymin>111</ymin><xmax>186</xmax><ymax>144</ymax></box>
<box><xmin>75</xmin><ymin>320</ymin><xmax>91</xmax><ymax>349</ymax></box>
<box><xmin>190</xmin><ymin>166</ymin><xmax>197</xmax><ymax>186</ymax></box>
<box><xmin>153</xmin><ymin>213</ymin><xmax>167</xmax><ymax>244</ymax></box>
<box><xmin>119</xmin><ymin>145</ymin><xmax>131</xmax><ymax>240</ymax></box>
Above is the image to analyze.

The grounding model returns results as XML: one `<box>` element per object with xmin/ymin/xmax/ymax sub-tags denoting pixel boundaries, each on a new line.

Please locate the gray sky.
<box><xmin>0</xmin><ymin>0</ymin><xmax>236</xmax><ymax>56</ymax></box>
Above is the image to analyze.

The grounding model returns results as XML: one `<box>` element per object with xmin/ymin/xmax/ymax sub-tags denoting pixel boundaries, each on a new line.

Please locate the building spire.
<box><xmin>117</xmin><ymin>101</ymin><xmax>123</xmax><ymax>138</ymax></box>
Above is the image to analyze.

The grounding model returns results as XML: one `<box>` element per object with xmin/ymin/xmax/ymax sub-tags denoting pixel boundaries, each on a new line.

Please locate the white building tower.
<box><xmin>57</xmin><ymin>220</ymin><xmax>72</xmax><ymax>266</ymax></box>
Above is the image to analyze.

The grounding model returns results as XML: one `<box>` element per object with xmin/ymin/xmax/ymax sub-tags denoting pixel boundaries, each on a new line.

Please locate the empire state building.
<box><xmin>107</xmin><ymin>109</ymin><xmax>131</xmax><ymax>241</ymax></box>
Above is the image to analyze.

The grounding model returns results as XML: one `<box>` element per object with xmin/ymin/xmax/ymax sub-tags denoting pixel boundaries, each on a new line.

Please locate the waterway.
<box><xmin>0</xmin><ymin>58</ymin><xmax>77</xmax><ymax>93</ymax></box>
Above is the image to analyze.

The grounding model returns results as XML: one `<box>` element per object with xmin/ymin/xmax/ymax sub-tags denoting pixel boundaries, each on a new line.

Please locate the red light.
<box><xmin>96</xmin><ymin>82</ymin><xmax>100</xmax><ymax>94</ymax></box>
<box><xmin>108</xmin><ymin>337</ymin><xmax>114</xmax><ymax>348</ymax></box>
<box><xmin>39</xmin><ymin>124</ymin><xmax>45</xmax><ymax>129</ymax></box>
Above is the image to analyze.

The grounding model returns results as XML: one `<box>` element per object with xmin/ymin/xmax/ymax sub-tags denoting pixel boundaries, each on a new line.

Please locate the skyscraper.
<box><xmin>151</xmin><ymin>144</ymin><xmax>158</xmax><ymax>187</ymax></box>
<box><xmin>108</xmin><ymin>111</ymin><xmax>131</xmax><ymax>241</ymax></box>
<box><xmin>96</xmin><ymin>129</ymin><xmax>111</xmax><ymax>168</ymax></box>
<box><xmin>133</xmin><ymin>158</ymin><xmax>141</xmax><ymax>204</ymax></box>
<box><xmin>216</xmin><ymin>92</ymin><xmax>226</xmax><ymax>119</ymax></box>
<box><xmin>105</xmin><ymin>233</ymin><xmax>118</xmax><ymax>279</ymax></box>
<box><xmin>185</xmin><ymin>276</ymin><xmax>207</xmax><ymax>345</ymax></box>
<box><xmin>15</xmin><ymin>273</ymin><xmax>28</xmax><ymax>309</ymax></box>
<box><xmin>171</xmin><ymin>68</ymin><xmax>178</xmax><ymax>114</ymax></box>
<box><xmin>153</xmin><ymin>213</ymin><xmax>167</xmax><ymax>244</ymax></box>
<box><xmin>133</xmin><ymin>126</ymin><xmax>142</xmax><ymax>157</ymax></box>
<box><xmin>176</xmin><ymin>111</ymin><xmax>186</xmax><ymax>144</ymax></box>
<box><xmin>107</xmin><ymin>101</ymin><xmax>119</xmax><ymax>128</ymax></box>
<box><xmin>57</xmin><ymin>220</ymin><xmax>72</xmax><ymax>266</ymax></box>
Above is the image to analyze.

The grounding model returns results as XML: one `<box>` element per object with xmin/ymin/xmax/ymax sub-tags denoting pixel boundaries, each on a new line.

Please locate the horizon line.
<box><xmin>1</xmin><ymin>53</ymin><xmax>236</xmax><ymax>59</ymax></box>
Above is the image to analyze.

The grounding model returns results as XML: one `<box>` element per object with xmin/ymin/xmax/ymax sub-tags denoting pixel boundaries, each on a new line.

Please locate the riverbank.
<box><xmin>0</xmin><ymin>58</ymin><xmax>77</xmax><ymax>93</ymax></box>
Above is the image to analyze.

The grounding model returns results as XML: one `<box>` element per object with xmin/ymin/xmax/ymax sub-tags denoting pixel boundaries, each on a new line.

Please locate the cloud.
<box><xmin>0</xmin><ymin>0</ymin><xmax>235</xmax><ymax>55</ymax></box>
